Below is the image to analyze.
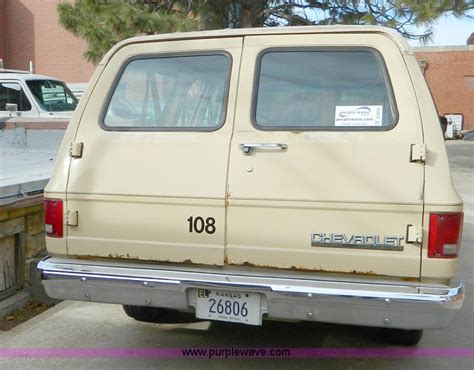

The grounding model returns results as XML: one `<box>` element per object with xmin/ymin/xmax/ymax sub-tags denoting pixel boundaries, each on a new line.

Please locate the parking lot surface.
<box><xmin>0</xmin><ymin>141</ymin><xmax>473</xmax><ymax>369</ymax></box>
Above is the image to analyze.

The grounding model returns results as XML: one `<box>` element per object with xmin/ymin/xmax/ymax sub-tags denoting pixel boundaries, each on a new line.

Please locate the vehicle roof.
<box><xmin>100</xmin><ymin>25</ymin><xmax>412</xmax><ymax>65</ymax></box>
<box><xmin>0</xmin><ymin>70</ymin><xmax>64</xmax><ymax>82</ymax></box>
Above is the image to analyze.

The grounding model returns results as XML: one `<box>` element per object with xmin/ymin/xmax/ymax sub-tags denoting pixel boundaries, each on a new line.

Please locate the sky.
<box><xmin>409</xmin><ymin>14</ymin><xmax>473</xmax><ymax>46</ymax></box>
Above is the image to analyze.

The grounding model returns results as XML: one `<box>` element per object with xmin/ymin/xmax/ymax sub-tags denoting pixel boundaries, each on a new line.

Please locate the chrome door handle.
<box><xmin>240</xmin><ymin>143</ymin><xmax>288</xmax><ymax>155</ymax></box>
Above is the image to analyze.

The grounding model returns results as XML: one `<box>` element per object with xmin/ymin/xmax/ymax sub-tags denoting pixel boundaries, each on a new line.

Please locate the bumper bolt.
<box><xmin>84</xmin><ymin>293</ymin><xmax>91</xmax><ymax>299</ymax></box>
<box><xmin>384</xmin><ymin>318</ymin><xmax>390</xmax><ymax>325</ymax></box>
<box><xmin>145</xmin><ymin>298</ymin><xmax>151</xmax><ymax>304</ymax></box>
<box><xmin>81</xmin><ymin>277</ymin><xmax>87</xmax><ymax>282</ymax></box>
<box><xmin>143</xmin><ymin>282</ymin><xmax>148</xmax><ymax>287</ymax></box>
<box><xmin>307</xmin><ymin>312</ymin><xmax>314</xmax><ymax>319</ymax></box>
<box><xmin>385</xmin><ymin>298</ymin><xmax>391</xmax><ymax>304</ymax></box>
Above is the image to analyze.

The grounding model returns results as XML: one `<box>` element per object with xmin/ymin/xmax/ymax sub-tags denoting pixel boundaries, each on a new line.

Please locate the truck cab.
<box><xmin>0</xmin><ymin>68</ymin><xmax>78</xmax><ymax>120</ymax></box>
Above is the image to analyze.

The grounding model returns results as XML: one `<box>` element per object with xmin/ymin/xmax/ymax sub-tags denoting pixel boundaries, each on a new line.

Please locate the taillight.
<box><xmin>428</xmin><ymin>212</ymin><xmax>463</xmax><ymax>258</ymax></box>
<box><xmin>44</xmin><ymin>199</ymin><xmax>63</xmax><ymax>238</ymax></box>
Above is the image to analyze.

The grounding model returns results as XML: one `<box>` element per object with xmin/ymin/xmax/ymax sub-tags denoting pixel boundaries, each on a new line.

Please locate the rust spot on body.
<box><xmin>70</xmin><ymin>255</ymin><xmax>419</xmax><ymax>282</ymax></box>
<box><xmin>242</xmin><ymin>261</ymin><xmax>256</xmax><ymax>267</ymax></box>
<box><xmin>76</xmin><ymin>255</ymin><xmax>100</xmax><ymax>261</ymax></box>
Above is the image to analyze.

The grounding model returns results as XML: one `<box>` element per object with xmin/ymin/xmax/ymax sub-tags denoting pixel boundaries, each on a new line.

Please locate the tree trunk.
<box><xmin>239</xmin><ymin>0</ymin><xmax>266</xmax><ymax>27</ymax></box>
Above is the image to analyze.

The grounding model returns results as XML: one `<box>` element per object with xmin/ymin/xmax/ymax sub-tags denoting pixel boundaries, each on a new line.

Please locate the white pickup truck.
<box><xmin>0</xmin><ymin>68</ymin><xmax>77</xmax><ymax>120</ymax></box>
<box><xmin>38</xmin><ymin>26</ymin><xmax>464</xmax><ymax>346</ymax></box>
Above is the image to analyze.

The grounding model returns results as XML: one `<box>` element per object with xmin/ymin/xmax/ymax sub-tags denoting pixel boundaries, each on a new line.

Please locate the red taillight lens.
<box><xmin>428</xmin><ymin>212</ymin><xmax>463</xmax><ymax>258</ymax></box>
<box><xmin>44</xmin><ymin>199</ymin><xmax>63</xmax><ymax>238</ymax></box>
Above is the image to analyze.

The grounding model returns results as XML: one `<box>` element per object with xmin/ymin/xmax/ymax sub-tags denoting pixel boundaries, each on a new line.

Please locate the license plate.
<box><xmin>195</xmin><ymin>289</ymin><xmax>261</xmax><ymax>326</ymax></box>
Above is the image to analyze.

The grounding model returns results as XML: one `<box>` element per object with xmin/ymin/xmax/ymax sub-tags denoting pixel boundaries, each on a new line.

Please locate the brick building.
<box><xmin>414</xmin><ymin>45</ymin><xmax>474</xmax><ymax>132</ymax></box>
<box><xmin>0</xmin><ymin>0</ymin><xmax>94</xmax><ymax>83</ymax></box>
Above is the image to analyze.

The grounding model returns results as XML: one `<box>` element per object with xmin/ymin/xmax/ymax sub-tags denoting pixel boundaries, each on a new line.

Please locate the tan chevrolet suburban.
<box><xmin>38</xmin><ymin>26</ymin><xmax>464</xmax><ymax>346</ymax></box>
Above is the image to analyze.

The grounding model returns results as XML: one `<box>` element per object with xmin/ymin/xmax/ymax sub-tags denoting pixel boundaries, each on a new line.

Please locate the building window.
<box><xmin>466</xmin><ymin>76</ymin><xmax>474</xmax><ymax>91</ymax></box>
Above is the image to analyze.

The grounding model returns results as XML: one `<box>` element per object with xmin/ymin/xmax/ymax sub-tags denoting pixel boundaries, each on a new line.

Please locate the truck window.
<box><xmin>26</xmin><ymin>80</ymin><xmax>78</xmax><ymax>112</ymax></box>
<box><xmin>253</xmin><ymin>49</ymin><xmax>396</xmax><ymax>130</ymax></box>
<box><xmin>103</xmin><ymin>53</ymin><xmax>230</xmax><ymax>130</ymax></box>
<box><xmin>0</xmin><ymin>82</ymin><xmax>32</xmax><ymax>111</ymax></box>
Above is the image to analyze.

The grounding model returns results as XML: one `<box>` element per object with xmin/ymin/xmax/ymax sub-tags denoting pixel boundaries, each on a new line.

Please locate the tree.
<box><xmin>59</xmin><ymin>0</ymin><xmax>474</xmax><ymax>64</ymax></box>
<box><xmin>196</xmin><ymin>1</ymin><xmax>473</xmax><ymax>39</ymax></box>
<box><xmin>57</xmin><ymin>0</ymin><xmax>196</xmax><ymax>64</ymax></box>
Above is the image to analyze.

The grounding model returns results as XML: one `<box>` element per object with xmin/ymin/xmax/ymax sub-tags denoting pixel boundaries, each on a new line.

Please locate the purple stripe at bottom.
<box><xmin>1</xmin><ymin>347</ymin><xmax>474</xmax><ymax>359</ymax></box>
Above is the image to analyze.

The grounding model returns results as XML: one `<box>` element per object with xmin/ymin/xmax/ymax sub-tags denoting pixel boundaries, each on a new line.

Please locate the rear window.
<box><xmin>103</xmin><ymin>53</ymin><xmax>230</xmax><ymax>131</ymax></box>
<box><xmin>26</xmin><ymin>80</ymin><xmax>77</xmax><ymax>112</ymax></box>
<box><xmin>253</xmin><ymin>49</ymin><xmax>396</xmax><ymax>130</ymax></box>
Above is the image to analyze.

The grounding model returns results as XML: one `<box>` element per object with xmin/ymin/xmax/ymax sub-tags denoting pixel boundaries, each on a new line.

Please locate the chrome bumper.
<box><xmin>38</xmin><ymin>257</ymin><xmax>464</xmax><ymax>330</ymax></box>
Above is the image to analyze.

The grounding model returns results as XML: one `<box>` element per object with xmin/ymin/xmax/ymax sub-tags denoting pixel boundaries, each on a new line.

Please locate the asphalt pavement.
<box><xmin>0</xmin><ymin>141</ymin><xmax>473</xmax><ymax>370</ymax></box>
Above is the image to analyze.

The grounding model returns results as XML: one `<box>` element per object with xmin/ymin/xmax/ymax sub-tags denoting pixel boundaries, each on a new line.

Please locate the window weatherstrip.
<box><xmin>99</xmin><ymin>51</ymin><xmax>233</xmax><ymax>132</ymax></box>
<box><xmin>250</xmin><ymin>47</ymin><xmax>399</xmax><ymax>132</ymax></box>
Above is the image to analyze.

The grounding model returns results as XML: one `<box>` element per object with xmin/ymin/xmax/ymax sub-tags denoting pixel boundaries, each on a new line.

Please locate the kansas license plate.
<box><xmin>195</xmin><ymin>289</ymin><xmax>261</xmax><ymax>326</ymax></box>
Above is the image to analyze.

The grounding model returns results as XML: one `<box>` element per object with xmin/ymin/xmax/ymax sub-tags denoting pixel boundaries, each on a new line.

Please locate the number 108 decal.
<box><xmin>187</xmin><ymin>216</ymin><xmax>216</xmax><ymax>234</ymax></box>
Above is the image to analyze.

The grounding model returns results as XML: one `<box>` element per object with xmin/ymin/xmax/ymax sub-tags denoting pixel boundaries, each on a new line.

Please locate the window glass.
<box><xmin>26</xmin><ymin>80</ymin><xmax>77</xmax><ymax>112</ymax></box>
<box><xmin>0</xmin><ymin>82</ymin><xmax>32</xmax><ymax>111</ymax></box>
<box><xmin>254</xmin><ymin>50</ymin><xmax>395</xmax><ymax>129</ymax></box>
<box><xmin>465</xmin><ymin>76</ymin><xmax>474</xmax><ymax>91</ymax></box>
<box><xmin>104</xmin><ymin>54</ymin><xmax>230</xmax><ymax>130</ymax></box>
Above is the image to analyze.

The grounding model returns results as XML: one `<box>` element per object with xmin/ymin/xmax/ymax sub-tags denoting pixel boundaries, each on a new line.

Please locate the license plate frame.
<box><xmin>195</xmin><ymin>288</ymin><xmax>262</xmax><ymax>326</ymax></box>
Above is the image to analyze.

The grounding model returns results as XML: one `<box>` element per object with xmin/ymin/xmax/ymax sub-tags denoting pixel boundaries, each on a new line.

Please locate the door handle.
<box><xmin>240</xmin><ymin>143</ymin><xmax>288</xmax><ymax>155</ymax></box>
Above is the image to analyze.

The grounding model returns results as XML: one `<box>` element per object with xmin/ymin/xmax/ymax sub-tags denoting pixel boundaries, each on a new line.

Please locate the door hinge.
<box><xmin>406</xmin><ymin>225</ymin><xmax>422</xmax><ymax>244</ymax></box>
<box><xmin>69</xmin><ymin>142</ymin><xmax>84</xmax><ymax>159</ymax></box>
<box><xmin>410</xmin><ymin>144</ymin><xmax>427</xmax><ymax>163</ymax></box>
<box><xmin>66</xmin><ymin>211</ymin><xmax>79</xmax><ymax>227</ymax></box>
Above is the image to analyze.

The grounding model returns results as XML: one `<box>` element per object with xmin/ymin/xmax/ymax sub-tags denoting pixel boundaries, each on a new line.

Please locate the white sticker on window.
<box><xmin>335</xmin><ymin>105</ymin><xmax>383</xmax><ymax>127</ymax></box>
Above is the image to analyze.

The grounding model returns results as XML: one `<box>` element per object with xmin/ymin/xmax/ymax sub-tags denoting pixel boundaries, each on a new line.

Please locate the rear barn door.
<box><xmin>226</xmin><ymin>33</ymin><xmax>424</xmax><ymax>278</ymax></box>
<box><xmin>66</xmin><ymin>37</ymin><xmax>243</xmax><ymax>265</ymax></box>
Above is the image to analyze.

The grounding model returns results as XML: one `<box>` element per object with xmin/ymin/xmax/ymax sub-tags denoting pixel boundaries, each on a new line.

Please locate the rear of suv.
<box><xmin>38</xmin><ymin>26</ymin><xmax>464</xmax><ymax>345</ymax></box>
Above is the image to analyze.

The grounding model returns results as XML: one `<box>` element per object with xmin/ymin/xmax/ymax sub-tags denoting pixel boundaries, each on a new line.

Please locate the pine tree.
<box><xmin>58</xmin><ymin>0</ymin><xmax>474</xmax><ymax>64</ymax></box>
<box><xmin>58</xmin><ymin>0</ymin><xmax>196</xmax><ymax>64</ymax></box>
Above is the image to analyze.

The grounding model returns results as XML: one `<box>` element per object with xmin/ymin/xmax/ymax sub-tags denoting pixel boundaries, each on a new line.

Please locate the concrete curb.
<box><xmin>0</xmin><ymin>290</ymin><xmax>30</xmax><ymax>319</ymax></box>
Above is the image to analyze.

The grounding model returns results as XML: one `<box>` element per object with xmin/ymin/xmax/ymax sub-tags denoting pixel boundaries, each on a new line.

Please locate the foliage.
<box><xmin>195</xmin><ymin>1</ymin><xmax>473</xmax><ymax>41</ymax></box>
<box><xmin>58</xmin><ymin>0</ymin><xmax>474</xmax><ymax>64</ymax></box>
<box><xmin>58</xmin><ymin>0</ymin><xmax>196</xmax><ymax>64</ymax></box>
